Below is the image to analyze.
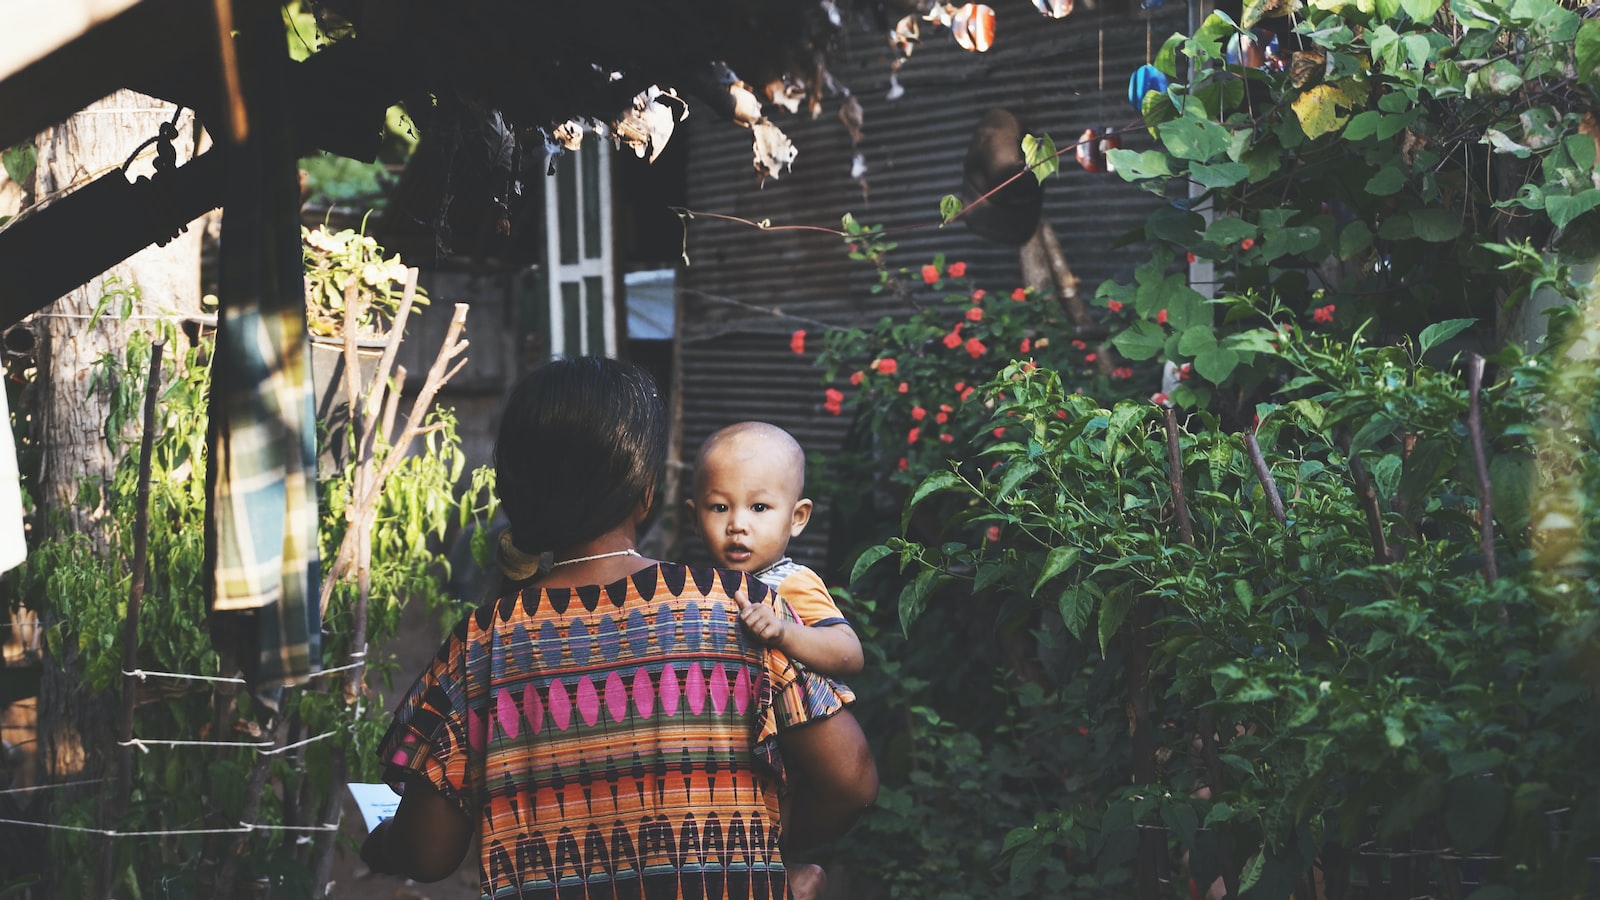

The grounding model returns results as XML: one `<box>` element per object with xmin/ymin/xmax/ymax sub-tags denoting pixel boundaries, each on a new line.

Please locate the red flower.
<box><xmin>922</xmin><ymin>264</ymin><xmax>940</xmax><ymax>284</ymax></box>
<box><xmin>898</xmin><ymin>381</ymin><xmax>909</xmax><ymax>393</ymax></box>
<box><xmin>953</xmin><ymin>382</ymin><xmax>966</xmax><ymax>393</ymax></box>
<box><xmin>1156</xmin><ymin>309</ymin><xmax>1168</xmax><ymax>325</ymax></box>
<box><xmin>935</xmin><ymin>411</ymin><xmax>949</xmax><ymax>424</ymax></box>
<box><xmin>986</xmin><ymin>525</ymin><xmax>1001</xmax><ymax>543</ymax></box>
<box><xmin>992</xmin><ymin>427</ymin><xmax>1006</xmax><ymax>439</ymax></box>
<box><xmin>1084</xmin><ymin>353</ymin><xmax>1097</xmax><ymax>363</ymax></box>
<box><xmin>1011</xmin><ymin>288</ymin><xmax>1027</xmax><ymax>301</ymax></box>
<box><xmin>1240</xmin><ymin>238</ymin><xmax>1256</xmax><ymax>251</ymax></box>
<box><xmin>789</xmin><ymin>329</ymin><xmax>806</xmax><ymax>354</ymax></box>
<box><xmin>824</xmin><ymin>387</ymin><xmax>845</xmax><ymax>415</ymax></box>
<box><xmin>1112</xmin><ymin>366</ymin><xmax>1134</xmax><ymax>380</ymax></box>
<box><xmin>1107</xmin><ymin>299</ymin><xmax>1123</xmax><ymax>313</ymax></box>
<box><xmin>1071</xmin><ymin>339</ymin><xmax>1087</xmax><ymax>351</ymax></box>
<box><xmin>849</xmin><ymin>370</ymin><xmax>864</xmax><ymax>386</ymax></box>
<box><xmin>942</xmin><ymin>330</ymin><xmax>963</xmax><ymax>349</ymax></box>
<box><xmin>1186</xmin><ymin>252</ymin><xmax>1197</xmax><ymax>264</ymax></box>
<box><xmin>897</xmin><ymin>457</ymin><xmax>909</xmax><ymax>471</ymax></box>
<box><xmin>971</xmin><ymin>289</ymin><xmax>986</xmax><ymax>302</ymax></box>
<box><xmin>940</xmin><ymin>433</ymin><xmax>954</xmax><ymax>443</ymax></box>
<box><xmin>875</xmin><ymin>357</ymin><xmax>899</xmax><ymax>375</ymax></box>
<box><xmin>911</xmin><ymin>406</ymin><xmax>927</xmax><ymax>421</ymax></box>
<box><xmin>939</xmin><ymin>404</ymin><xmax>953</xmax><ymax>412</ymax></box>
<box><xmin>964</xmin><ymin>337</ymin><xmax>987</xmax><ymax>359</ymax></box>
<box><xmin>960</xmin><ymin>386</ymin><xmax>975</xmax><ymax>402</ymax></box>
<box><xmin>1019</xmin><ymin>338</ymin><xmax>1031</xmax><ymax>353</ymax></box>
<box><xmin>1179</xmin><ymin>363</ymin><xmax>1193</xmax><ymax>380</ymax></box>
<box><xmin>965</xmin><ymin>307</ymin><xmax>983</xmax><ymax>322</ymax></box>
<box><xmin>1055</xmin><ymin>409</ymin><xmax>1068</xmax><ymax>419</ymax></box>
<box><xmin>1022</xmin><ymin>361</ymin><xmax>1036</xmax><ymax>372</ymax></box>
<box><xmin>947</xmin><ymin>261</ymin><xmax>967</xmax><ymax>278</ymax></box>
<box><xmin>908</xmin><ymin>427</ymin><xmax>921</xmax><ymax>444</ymax></box>
<box><xmin>1312</xmin><ymin>304</ymin><xmax>1336</xmax><ymax>324</ymax></box>
<box><xmin>1150</xmin><ymin>391</ymin><xmax>1171</xmax><ymax>406</ymax></box>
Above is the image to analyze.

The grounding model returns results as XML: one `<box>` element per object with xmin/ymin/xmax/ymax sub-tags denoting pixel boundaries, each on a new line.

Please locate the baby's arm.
<box><xmin>737</xmin><ymin>603</ymin><xmax>863</xmax><ymax>676</ymax></box>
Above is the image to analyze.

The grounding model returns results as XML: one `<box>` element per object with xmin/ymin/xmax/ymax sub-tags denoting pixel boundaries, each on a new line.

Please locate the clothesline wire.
<box><xmin>121</xmin><ymin>645</ymin><xmax>366</xmax><ymax>685</ymax></box>
<box><xmin>0</xmin><ymin>777</ymin><xmax>109</xmax><ymax>797</ymax></box>
<box><xmin>119</xmin><ymin>729</ymin><xmax>338</xmax><ymax>755</ymax></box>
<box><xmin>0</xmin><ymin>817</ymin><xmax>339</xmax><ymax>838</ymax></box>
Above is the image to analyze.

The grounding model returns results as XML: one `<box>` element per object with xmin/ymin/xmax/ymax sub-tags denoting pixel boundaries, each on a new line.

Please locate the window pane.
<box><xmin>557</xmin><ymin>152</ymin><xmax>578</xmax><ymax>266</ymax></box>
<box><xmin>581</xmin><ymin>142</ymin><xmax>603</xmax><ymax>260</ymax></box>
<box><xmin>562</xmin><ymin>281</ymin><xmax>582</xmax><ymax>356</ymax></box>
<box><xmin>585</xmin><ymin>276</ymin><xmax>605</xmax><ymax>355</ymax></box>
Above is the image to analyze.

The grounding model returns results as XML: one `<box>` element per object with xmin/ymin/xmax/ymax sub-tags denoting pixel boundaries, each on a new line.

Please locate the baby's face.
<box><xmin>691</xmin><ymin>445</ymin><xmax>809</xmax><ymax>573</ymax></box>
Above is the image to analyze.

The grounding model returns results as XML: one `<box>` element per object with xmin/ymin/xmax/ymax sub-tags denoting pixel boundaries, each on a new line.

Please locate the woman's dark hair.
<box><xmin>494</xmin><ymin>356</ymin><xmax>667</xmax><ymax>553</ymax></box>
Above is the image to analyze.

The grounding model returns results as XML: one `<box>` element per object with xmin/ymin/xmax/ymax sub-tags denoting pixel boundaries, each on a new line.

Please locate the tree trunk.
<box><xmin>26</xmin><ymin>89</ymin><xmax>204</xmax><ymax>896</ymax></box>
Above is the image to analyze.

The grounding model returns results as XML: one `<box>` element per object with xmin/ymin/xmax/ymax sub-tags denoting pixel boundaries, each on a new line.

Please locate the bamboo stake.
<box><xmin>99</xmin><ymin>340</ymin><xmax>165</xmax><ymax>898</ymax></box>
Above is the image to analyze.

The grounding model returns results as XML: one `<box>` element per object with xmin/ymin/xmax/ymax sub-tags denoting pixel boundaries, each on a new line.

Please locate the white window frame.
<box><xmin>543</xmin><ymin>138</ymin><xmax>617</xmax><ymax>358</ymax></box>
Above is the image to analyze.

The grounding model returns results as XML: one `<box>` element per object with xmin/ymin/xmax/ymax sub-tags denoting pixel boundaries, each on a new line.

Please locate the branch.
<box><xmin>1162</xmin><ymin>406</ymin><xmax>1195</xmax><ymax>547</ymax></box>
<box><xmin>1342</xmin><ymin>437</ymin><xmax>1393</xmax><ymax>566</ymax></box>
<box><xmin>1466</xmin><ymin>354</ymin><xmax>1498</xmax><ymax>583</ymax></box>
<box><xmin>1243</xmin><ymin>431</ymin><xmax>1287</xmax><ymax>526</ymax></box>
<box><xmin>672</xmin><ymin>117</ymin><xmax>1146</xmax><ymax>241</ymax></box>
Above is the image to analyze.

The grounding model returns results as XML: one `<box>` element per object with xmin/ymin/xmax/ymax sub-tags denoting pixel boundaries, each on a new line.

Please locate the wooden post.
<box><xmin>99</xmin><ymin>339</ymin><xmax>164</xmax><ymax>897</ymax></box>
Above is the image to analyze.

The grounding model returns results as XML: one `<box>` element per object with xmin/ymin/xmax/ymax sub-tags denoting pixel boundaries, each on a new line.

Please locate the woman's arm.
<box><xmin>360</xmin><ymin>775</ymin><xmax>474</xmax><ymax>882</ymax></box>
<box><xmin>775</xmin><ymin>708</ymin><xmax>878</xmax><ymax>854</ymax></box>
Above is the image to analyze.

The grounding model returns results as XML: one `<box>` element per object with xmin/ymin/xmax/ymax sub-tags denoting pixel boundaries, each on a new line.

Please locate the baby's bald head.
<box><xmin>695</xmin><ymin>421</ymin><xmax>806</xmax><ymax>499</ymax></box>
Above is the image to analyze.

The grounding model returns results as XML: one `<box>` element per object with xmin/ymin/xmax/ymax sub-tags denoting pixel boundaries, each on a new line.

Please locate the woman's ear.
<box><xmin>789</xmin><ymin>498</ymin><xmax>814</xmax><ymax>537</ymax></box>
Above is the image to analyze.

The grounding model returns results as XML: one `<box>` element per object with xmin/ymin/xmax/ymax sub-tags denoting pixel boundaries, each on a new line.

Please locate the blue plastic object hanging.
<box><xmin>1128</xmin><ymin>64</ymin><xmax>1170</xmax><ymax>111</ymax></box>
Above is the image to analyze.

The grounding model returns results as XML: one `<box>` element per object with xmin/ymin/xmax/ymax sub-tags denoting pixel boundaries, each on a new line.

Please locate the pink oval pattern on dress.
<box><xmin>709</xmin><ymin>663</ymin><xmax>729</xmax><ymax>714</ymax></box>
<box><xmin>576</xmin><ymin>676</ymin><xmax>600</xmax><ymax>728</ymax></box>
<box><xmin>686</xmin><ymin>663</ymin><xmax>706</xmax><ymax>716</ymax></box>
<box><xmin>548</xmin><ymin>679</ymin><xmax>572</xmax><ymax>731</ymax></box>
<box><xmin>632</xmin><ymin>667</ymin><xmax>654</xmax><ymax>719</ymax></box>
<box><xmin>523</xmin><ymin>682</ymin><xmax>543</xmax><ymax>734</ymax></box>
<box><xmin>659</xmin><ymin>666</ymin><xmax>680</xmax><ymax>718</ymax></box>
<box><xmin>467</xmin><ymin>708</ymin><xmax>486</xmax><ymax>752</ymax></box>
<box><xmin>496</xmin><ymin>688</ymin><xmax>520</xmax><ymax>741</ymax></box>
<box><xmin>605</xmin><ymin>670</ymin><xmax>628</xmax><ymax>723</ymax></box>
<box><xmin>733</xmin><ymin>666</ymin><xmax>751</xmax><ymax>715</ymax></box>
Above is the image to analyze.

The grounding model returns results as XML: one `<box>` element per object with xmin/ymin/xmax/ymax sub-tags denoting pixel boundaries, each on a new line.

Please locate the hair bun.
<box><xmin>497</xmin><ymin>529</ymin><xmax>543</xmax><ymax>581</ymax></box>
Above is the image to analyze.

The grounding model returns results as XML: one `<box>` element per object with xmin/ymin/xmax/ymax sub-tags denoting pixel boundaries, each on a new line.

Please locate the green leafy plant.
<box><xmin>10</xmin><ymin>312</ymin><xmax>492</xmax><ymax>897</ymax></box>
<box><xmin>846</xmin><ymin>293</ymin><xmax>1598</xmax><ymax>896</ymax></box>
<box><xmin>302</xmin><ymin>224</ymin><xmax>427</xmax><ymax>338</ymax></box>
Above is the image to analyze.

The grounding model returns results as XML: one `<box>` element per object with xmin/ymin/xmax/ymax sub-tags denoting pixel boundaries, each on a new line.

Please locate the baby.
<box><xmin>688</xmin><ymin>421</ymin><xmax>863</xmax><ymax>679</ymax></box>
<box><xmin>689</xmin><ymin>421</ymin><xmax>868</xmax><ymax>899</ymax></box>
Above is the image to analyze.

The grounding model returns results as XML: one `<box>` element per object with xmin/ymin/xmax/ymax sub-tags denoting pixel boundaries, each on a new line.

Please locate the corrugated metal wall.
<box><xmin>679</xmin><ymin>0</ymin><xmax>1188</xmax><ymax>570</ymax></box>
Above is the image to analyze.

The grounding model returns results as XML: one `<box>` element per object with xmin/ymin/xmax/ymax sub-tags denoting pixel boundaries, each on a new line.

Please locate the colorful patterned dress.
<box><xmin>378</xmin><ymin>562</ymin><xmax>854</xmax><ymax>900</ymax></box>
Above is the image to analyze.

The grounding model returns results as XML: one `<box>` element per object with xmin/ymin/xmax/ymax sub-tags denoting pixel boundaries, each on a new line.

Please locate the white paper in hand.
<box><xmin>347</xmin><ymin>782</ymin><xmax>401</xmax><ymax>832</ymax></box>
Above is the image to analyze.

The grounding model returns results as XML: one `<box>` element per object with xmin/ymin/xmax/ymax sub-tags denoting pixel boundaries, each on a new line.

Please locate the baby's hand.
<box><xmin>731</xmin><ymin>589</ymin><xmax>787</xmax><ymax>648</ymax></box>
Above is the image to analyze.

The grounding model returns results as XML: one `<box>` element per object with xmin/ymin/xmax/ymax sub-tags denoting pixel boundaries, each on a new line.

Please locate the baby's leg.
<box><xmin>775</xmin><ymin>709</ymin><xmax>878</xmax><ymax>854</ymax></box>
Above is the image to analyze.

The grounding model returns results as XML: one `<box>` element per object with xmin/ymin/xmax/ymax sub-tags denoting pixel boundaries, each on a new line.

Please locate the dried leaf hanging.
<box><xmin>839</xmin><ymin>94</ymin><xmax>865</xmax><ymax>145</ymax></box>
<box><xmin>951</xmin><ymin>4</ymin><xmax>996</xmax><ymax>52</ymax></box>
<box><xmin>751</xmin><ymin>119</ymin><xmax>798</xmax><ymax>180</ymax></box>
<box><xmin>892</xmin><ymin>14</ymin><xmax>922</xmax><ymax>57</ymax></box>
<box><xmin>548</xmin><ymin>120</ymin><xmax>586</xmax><ymax>152</ymax></box>
<box><xmin>765</xmin><ymin>76</ymin><xmax>807</xmax><ymax>114</ymax></box>
<box><xmin>611</xmin><ymin>86</ymin><xmax>687</xmax><ymax>163</ymax></box>
<box><xmin>728</xmin><ymin>81</ymin><xmax>765</xmax><ymax>127</ymax></box>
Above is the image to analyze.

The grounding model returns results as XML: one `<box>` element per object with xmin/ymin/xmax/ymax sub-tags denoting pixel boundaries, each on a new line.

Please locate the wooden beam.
<box><xmin>0</xmin><ymin>148</ymin><xmax>225</xmax><ymax>328</ymax></box>
<box><xmin>0</xmin><ymin>0</ymin><xmax>220</xmax><ymax>153</ymax></box>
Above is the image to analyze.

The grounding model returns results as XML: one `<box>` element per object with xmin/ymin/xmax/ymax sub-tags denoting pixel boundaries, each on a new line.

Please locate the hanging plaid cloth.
<box><xmin>204</xmin><ymin>7</ymin><xmax>322</xmax><ymax>703</ymax></box>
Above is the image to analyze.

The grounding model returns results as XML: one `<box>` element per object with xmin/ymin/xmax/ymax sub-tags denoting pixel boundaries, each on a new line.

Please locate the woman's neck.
<box><xmin>535</xmin><ymin>526</ymin><xmax>656</xmax><ymax>588</ymax></box>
